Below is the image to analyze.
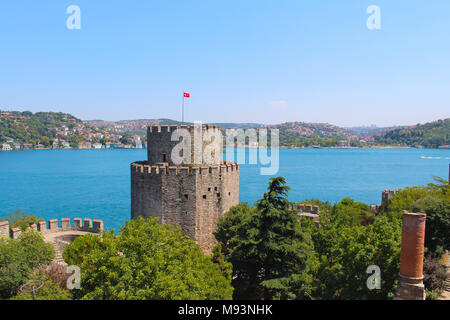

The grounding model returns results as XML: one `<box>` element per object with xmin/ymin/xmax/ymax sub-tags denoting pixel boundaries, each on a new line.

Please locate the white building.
<box><xmin>92</xmin><ymin>143</ymin><xmax>103</xmax><ymax>149</ymax></box>
<box><xmin>62</xmin><ymin>141</ymin><xmax>71</xmax><ymax>148</ymax></box>
<box><xmin>2</xmin><ymin>143</ymin><xmax>12</xmax><ymax>151</ymax></box>
<box><xmin>133</xmin><ymin>135</ymin><xmax>143</xmax><ymax>149</ymax></box>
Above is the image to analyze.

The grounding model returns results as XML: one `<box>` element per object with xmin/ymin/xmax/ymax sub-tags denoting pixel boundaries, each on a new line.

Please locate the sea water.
<box><xmin>0</xmin><ymin>148</ymin><xmax>448</xmax><ymax>231</ymax></box>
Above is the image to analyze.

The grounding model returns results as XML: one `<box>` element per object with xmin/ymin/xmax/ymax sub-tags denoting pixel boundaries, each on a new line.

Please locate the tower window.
<box><xmin>208</xmin><ymin>187</ymin><xmax>211</xmax><ymax>192</ymax></box>
<box><xmin>162</xmin><ymin>153</ymin><xmax>167</xmax><ymax>162</ymax></box>
<box><xmin>229</xmin><ymin>192</ymin><xmax>231</xmax><ymax>196</ymax></box>
<box><xmin>203</xmin><ymin>195</ymin><xmax>207</xmax><ymax>199</ymax></box>
<box><xmin>183</xmin><ymin>194</ymin><xmax>189</xmax><ymax>200</ymax></box>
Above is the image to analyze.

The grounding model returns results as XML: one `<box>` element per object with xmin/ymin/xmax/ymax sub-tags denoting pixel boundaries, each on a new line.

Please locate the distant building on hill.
<box><xmin>1</xmin><ymin>143</ymin><xmax>12</xmax><ymax>151</ymax></box>
<box><xmin>78</xmin><ymin>142</ymin><xmax>92</xmax><ymax>149</ymax></box>
<box><xmin>62</xmin><ymin>141</ymin><xmax>71</xmax><ymax>149</ymax></box>
<box><xmin>92</xmin><ymin>143</ymin><xmax>103</xmax><ymax>149</ymax></box>
<box><xmin>338</xmin><ymin>140</ymin><xmax>349</xmax><ymax>147</ymax></box>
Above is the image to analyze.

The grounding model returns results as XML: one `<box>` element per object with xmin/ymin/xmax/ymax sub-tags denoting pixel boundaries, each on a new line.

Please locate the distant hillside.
<box><xmin>3</xmin><ymin>111</ymin><xmax>448</xmax><ymax>149</ymax></box>
<box><xmin>86</xmin><ymin>119</ymin><xmax>360</xmax><ymax>147</ymax></box>
<box><xmin>0</xmin><ymin>111</ymin><xmax>89</xmax><ymax>146</ymax></box>
<box><xmin>210</xmin><ymin>123</ymin><xmax>266</xmax><ymax>129</ymax></box>
<box><xmin>274</xmin><ymin>122</ymin><xmax>357</xmax><ymax>147</ymax></box>
<box><xmin>347</xmin><ymin>125</ymin><xmax>407</xmax><ymax>137</ymax></box>
<box><xmin>375</xmin><ymin>118</ymin><xmax>450</xmax><ymax>148</ymax></box>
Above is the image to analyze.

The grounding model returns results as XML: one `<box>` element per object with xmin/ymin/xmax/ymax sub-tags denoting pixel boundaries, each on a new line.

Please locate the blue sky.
<box><xmin>0</xmin><ymin>1</ymin><xmax>449</xmax><ymax>126</ymax></box>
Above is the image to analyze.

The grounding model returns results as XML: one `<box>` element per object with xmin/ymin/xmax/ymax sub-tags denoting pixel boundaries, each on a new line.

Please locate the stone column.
<box><xmin>394</xmin><ymin>210</ymin><xmax>427</xmax><ymax>300</ymax></box>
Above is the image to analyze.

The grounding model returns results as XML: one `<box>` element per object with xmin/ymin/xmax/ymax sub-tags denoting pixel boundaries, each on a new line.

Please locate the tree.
<box><xmin>312</xmin><ymin>214</ymin><xmax>402</xmax><ymax>299</ymax></box>
<box><xmin>382</xmin><ymin>179</ymin><xmax>450</xmax><ymax>254</ymax></box>
<box><xmin>62</xmin><ymin>233</ymin><xmax>102</xmax><ymax>266</ymax></box>
<box><xmin>411</xmin><ymin>196</ymin><xmax>450</xmax><ymax>253</ymax></box>
<box><xmin>0</xmin><ymin>230</ymin><xmax>54</xmax><ymax>299</ymax></box>
<box><xmin>215</xmin><ymin>177</ymin><xmax>318</xmax><ymax>300</ymax></box>
<box><xmin>332</xmin><ymin>198</ymin><xmax>374</xmax><ymax>226</ymax></box>
<box><xmin>211</xmin><ymin>243</ymin><xmax>233</xmax><ymax>282</ymax></box>
<box><xmin>9</xmin><ymin>272</ymin><xmax>72</xmax><ymax>300</ymax></box>
<box><xmin>63</xmin><ymin>217</ymin><xmax>233</xmax><ymax>300</ymax></box>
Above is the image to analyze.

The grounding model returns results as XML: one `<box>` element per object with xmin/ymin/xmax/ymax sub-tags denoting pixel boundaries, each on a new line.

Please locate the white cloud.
<box><xmin>268</xmin><ymin>100</ymin><xmax>288</xmax><ymax>107</ymax></box>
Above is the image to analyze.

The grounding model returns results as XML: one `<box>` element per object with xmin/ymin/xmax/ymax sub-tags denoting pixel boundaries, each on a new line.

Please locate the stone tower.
<box><xmin>131</xmin><ymin>124</ymin><xmax>239</xmax><ymax>254</ymax></box>
<box><xmin>381</xmin><ymin>190</ymin><xmax>394</xmax><ymax>205</ymax></box>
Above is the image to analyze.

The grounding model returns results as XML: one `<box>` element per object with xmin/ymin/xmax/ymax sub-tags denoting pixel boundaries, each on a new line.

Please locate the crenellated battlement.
<box><xmin>148</xmin><ymin>124</ymin><xmax>221</xmax><ymax>134</ymax></box>
<box><xmin>131</xmin><ymin>160</ymin><xmax>239</xmax><ymax>176</ymax></box>
<box><xmin>288</xmin><ymin>203</ymin><xmax>320</xmax><ymax>226</ymax></box>
<box><xmin>288</xmin><ymin>203</ymin><xmax>320</xmax><ymax>214</ymax></box>
<box><xmin>0</xmin><ymin>217</ymin><xmax>103</xmax><ymax>240</ymax></box>
<box><xmin>146</xmin><ymin>124</ymin><xmax>223</xmax><ymax>166</ymax></box>
<box><xmin>382</xmin><ymin>190</ymin><xmax>395</xmax><ymax>204</ymax></box>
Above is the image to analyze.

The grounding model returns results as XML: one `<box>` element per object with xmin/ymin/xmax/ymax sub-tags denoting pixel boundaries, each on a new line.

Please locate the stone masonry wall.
<box><xmin>0</xmin><ymin>218</ymin><xmax>103</xmax><ymax>240</ymax></box>
<box><xmin>147</xmin><ymin>125</ymin><xmax>222</xmax><ymax>166</ymax></box>
<box><xmin>131</xmin><ymin>161</ymin><xmax>239</xmax><ymax>254</ymax></box>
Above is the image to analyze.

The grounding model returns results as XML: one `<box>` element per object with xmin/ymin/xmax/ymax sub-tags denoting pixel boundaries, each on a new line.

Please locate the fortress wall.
<box><xmin>162</xmin><ymin>166</ymin><xmax>198</xmax><ymax>240</ymax></box>
<box><xmin>0</xmin><ymin>218</ymin><xmax>104</xmax><ymax>240</ymax></box>
<box><xmin>131</xmin><ymin>160</ymin><xmax>239</xmax><ymax>255</ymax></box>
<box><xmin>289</xmin><ymin>203</ymin><xmax>320</xmax><ymax>214</ymax></box>
<box><xmin>133</xmin><ymin>124</ymin><xmax>239</xmax><ymax>255</ymax></box>
<box><xmin>147</xmin><ymin>125</ymin><xmax>222</xmax><ymax>166</ymax></box>
<box><xmin>0</xmin><ymin>221</ymin><xmax>8</xmax><ymax>238</ymax></box>
<box><xmin>195</xmin><ymin>166</ymin><xmax>223</xmax><ymax>253</ymax></box>
<box><xmin>131</xmin><ymin>162</ymin><xmax>163</xmax><ymax>220</ymax></box>
<box><xmin>195</xmin><ymin>163</ymin><xmax>239</xmax><ymax>254</ymax></box>
<box><xmin>382</xmin><ymin>190</ymin><xmax>395</xmax><ymax>204</ymax></box>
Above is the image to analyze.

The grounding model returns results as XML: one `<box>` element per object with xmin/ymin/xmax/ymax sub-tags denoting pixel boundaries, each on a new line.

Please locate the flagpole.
<box><xmin>182</xmin><ymin>91</ymin><xmax>184</xmax><ymax>124</ymax></box>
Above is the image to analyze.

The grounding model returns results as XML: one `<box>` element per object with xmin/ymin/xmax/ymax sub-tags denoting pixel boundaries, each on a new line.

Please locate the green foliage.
<box><xmin>63</xmin><ymin>217</ymin><xmax>233</xmax><ymax>300</ymax></box>
<box><xmin>211</xmin><ymin>243</ymin><xmax>233</xmax><ymax>282</ymax></box>
<box><xmin>382</xmin><ymin>186</ymin><xmax>429</xmax><ymax>217</ymax></box>
<box><xmin>411</xmin><ymin>196</ymin><xmax>450</xmax><ymax>252</ymax></box>
<box><xmin>0</xmin><ymin>230</ymin><xmax>55</xmax><ymax>299</ymax></box>
<box><xmin>215</xmin><ymin>177</ymin><xmax>319</xmax><ymax>300</ymax></box>
<box><xmin>0</xmin><ymin>111</ymin><xmax>83</xmax><ymax>146</ymax></box>
<box><xmin>382</xmin><ymin>179</ymin><xmax>450</xmax><ymax>253</ymax></box>
<box><xmin>62</xmin><ymin>233</ymin><xmax>102</xmax><ymax>266</ymax></box>
<box><xmin>332</xmin><ymin>198</ymin><xmax>374</xmax><ymax>226</ymax></box>
<box><xmin>276</xmin><ymin>122</ymin><xmax>352</xmax><ymax>147</ymax></box>
<box><xmin>312</xmin><ymin>215</ymin><xmax>402</xmax><ymax>299</ymax></box>
<box><xmin>425</xmin><ymin>289</ymin><xmax>438</xmax><ymax>300</ymax></box>
<box><xmin>375</xmin><ymin>118</ymin><xmax>450</xmax><ymax>148</ymax></box>
<box><xmin>427</xmin><ymin>177</ymin><xmax>450</xmax><ymax>202</ymax></box>
<box><xmin>0</xmin><ymin>209</ymin><xmax>43</xmax><ymax>231</ymax></box>
<box><xmin>9</xmin><ymin>272</ymin><xmax>72</xmax><ymax>300</ymax></box>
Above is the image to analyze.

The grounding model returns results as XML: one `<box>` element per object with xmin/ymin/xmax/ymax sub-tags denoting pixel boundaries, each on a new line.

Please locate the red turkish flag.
<box><xmin>183</xmin><ymin>92</ymin><xmax>190</xmax><ymax>98</ymax></box>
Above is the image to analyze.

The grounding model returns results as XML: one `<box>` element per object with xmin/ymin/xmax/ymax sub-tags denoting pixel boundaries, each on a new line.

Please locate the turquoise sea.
<box><xmin>1</xmin><ymin>148</ymin><xmax>449</xmax><ymax>231</ymax></box>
